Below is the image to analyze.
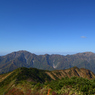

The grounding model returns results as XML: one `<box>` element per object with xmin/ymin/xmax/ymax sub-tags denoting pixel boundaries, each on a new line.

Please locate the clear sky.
<box><xmin>0</xmin><ymin>0</ymin><xmax>95</xmax><ymax>55</ymax></box>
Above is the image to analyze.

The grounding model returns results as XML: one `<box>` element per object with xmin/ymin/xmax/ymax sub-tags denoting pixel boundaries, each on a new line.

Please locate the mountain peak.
<box><xmin>15</xmin><ymin>50</ymin><xmax>31</xmax><ymax>53</ymax></box>
<box><xmin>1</xmin><ymin>50</ymin><xmax>95</xmax><ymax>74</ymax></box>
<box><xmin>72</xmin><ymin>66</ymin><xmax>79</xmax><ymax>69</ymax></box>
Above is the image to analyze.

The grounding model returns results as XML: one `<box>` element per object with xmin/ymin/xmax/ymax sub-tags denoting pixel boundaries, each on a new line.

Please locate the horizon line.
<box><xmin>0</xmin><ymin>50</ymin><xmax>94</xmax><ymax>56</ymax></box>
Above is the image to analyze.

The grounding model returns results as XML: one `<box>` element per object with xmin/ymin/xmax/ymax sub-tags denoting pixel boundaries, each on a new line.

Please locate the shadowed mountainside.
<box><xmin>1</xmin><ymin>50</ymin><xmax>95</xmax><ymax>74</ymax></box>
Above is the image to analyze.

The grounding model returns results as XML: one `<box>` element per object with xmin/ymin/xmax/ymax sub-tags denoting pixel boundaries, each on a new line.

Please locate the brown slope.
<box><xmin>0</xmin><ymin>72</ymin><xmax>13</xmax><ymax>82</ymax></box>
<box><xmin>46</xmin><ymin>66</ymin><xmax>95</xmax><ymax>80</ymax></box>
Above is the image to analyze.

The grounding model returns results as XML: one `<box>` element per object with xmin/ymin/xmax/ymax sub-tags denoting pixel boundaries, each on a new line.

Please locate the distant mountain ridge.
<box><xmin>0</xmin><ymin>50</ymin><xmax>95</xmax><ymax>74</ymax></box>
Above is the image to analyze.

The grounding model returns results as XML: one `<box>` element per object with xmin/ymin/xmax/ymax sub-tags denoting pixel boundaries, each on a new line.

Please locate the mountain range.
<box><xmin>0</xmin><ymin>50</ymin><xmax>95</xmax><ymax>74</ymax></box>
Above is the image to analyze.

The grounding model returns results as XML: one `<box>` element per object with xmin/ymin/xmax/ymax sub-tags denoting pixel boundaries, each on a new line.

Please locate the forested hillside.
<box><xmin>1</xmin><ymin>50</ymin><xmax>95</xmax><ymax>74</ymax></box>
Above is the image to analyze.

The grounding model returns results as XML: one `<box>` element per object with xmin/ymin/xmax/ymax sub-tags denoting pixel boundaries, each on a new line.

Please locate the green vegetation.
<box><xmin>49</xmin><ymin>76</ymin><xmax>95</xmax><ymax>95</ymax></box>
<box><xmin>15</xmin><ymin>67</ymin><xmax>52</xmax><ymax>83</ymax></box>
<box><xmin>1</xmin><ymin>67</ymin><xmax>95</xmax><ymax>95</ymax></box>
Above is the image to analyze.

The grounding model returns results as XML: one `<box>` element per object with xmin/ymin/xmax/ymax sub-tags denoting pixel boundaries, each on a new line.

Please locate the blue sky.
<box><xmin>0</xmin><ymin>0</ymin><xmax>95</xmax><ymax>55</ymax></box>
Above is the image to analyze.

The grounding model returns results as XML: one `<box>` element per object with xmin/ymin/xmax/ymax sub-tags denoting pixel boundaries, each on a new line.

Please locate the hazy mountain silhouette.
<box><xmin>0</xmin><ymin>50</ymin><xmax>95</xmax><ymax>74</ymax></box>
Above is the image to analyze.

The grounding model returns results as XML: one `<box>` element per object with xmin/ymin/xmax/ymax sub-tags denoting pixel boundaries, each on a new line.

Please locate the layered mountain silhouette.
<box><xmin>0</xmin><ymin>50</ymin><xmax>95</xmax><ymax>74</ymax></box>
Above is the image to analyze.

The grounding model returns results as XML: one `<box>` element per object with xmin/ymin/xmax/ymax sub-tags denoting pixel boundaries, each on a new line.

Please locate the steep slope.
<box><xmin>1</xmin><ymin>50</ymin><xmax>95</xmax><ymax>74</ymax></box>
<box><xmin>0</xmin><ymin>50</ymin><xmax>54</xmax><ymax>74</ymax></box>
<box><xmin>0</xmin><ymin>67</ymin><xmax>95</xmax><ymax>95</ymax></box>
<box><xmin>56</xmin><ymin>52</ymin><xmax>95</xmax><ymax>69</ymax></box>
<box><xmin>46</xmin><ymin>66</ymin><xmax>95</xmax><ymax>80</ymax></box>
<box><xmin>0</xmin><ymin>67</ymin><xmax>52</xmax><ymax>95</ymax></box>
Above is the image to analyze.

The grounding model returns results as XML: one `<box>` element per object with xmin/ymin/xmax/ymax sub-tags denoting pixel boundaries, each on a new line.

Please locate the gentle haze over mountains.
<box><xmin>0</xmin><ymin>0</ymin><xmax>95</xmax><ymax>55</ymax></box>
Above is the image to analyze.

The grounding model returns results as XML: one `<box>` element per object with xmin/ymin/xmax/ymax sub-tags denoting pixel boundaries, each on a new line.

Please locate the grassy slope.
<box><xmin>1</xmin><ymin>67</ymin><xmax>95</xmax><ymax>95</ymax></box>
<box><xmin>0</xmin><ymin>67</ymin><xmax>52</xmax><ymax>95</ymax></box>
